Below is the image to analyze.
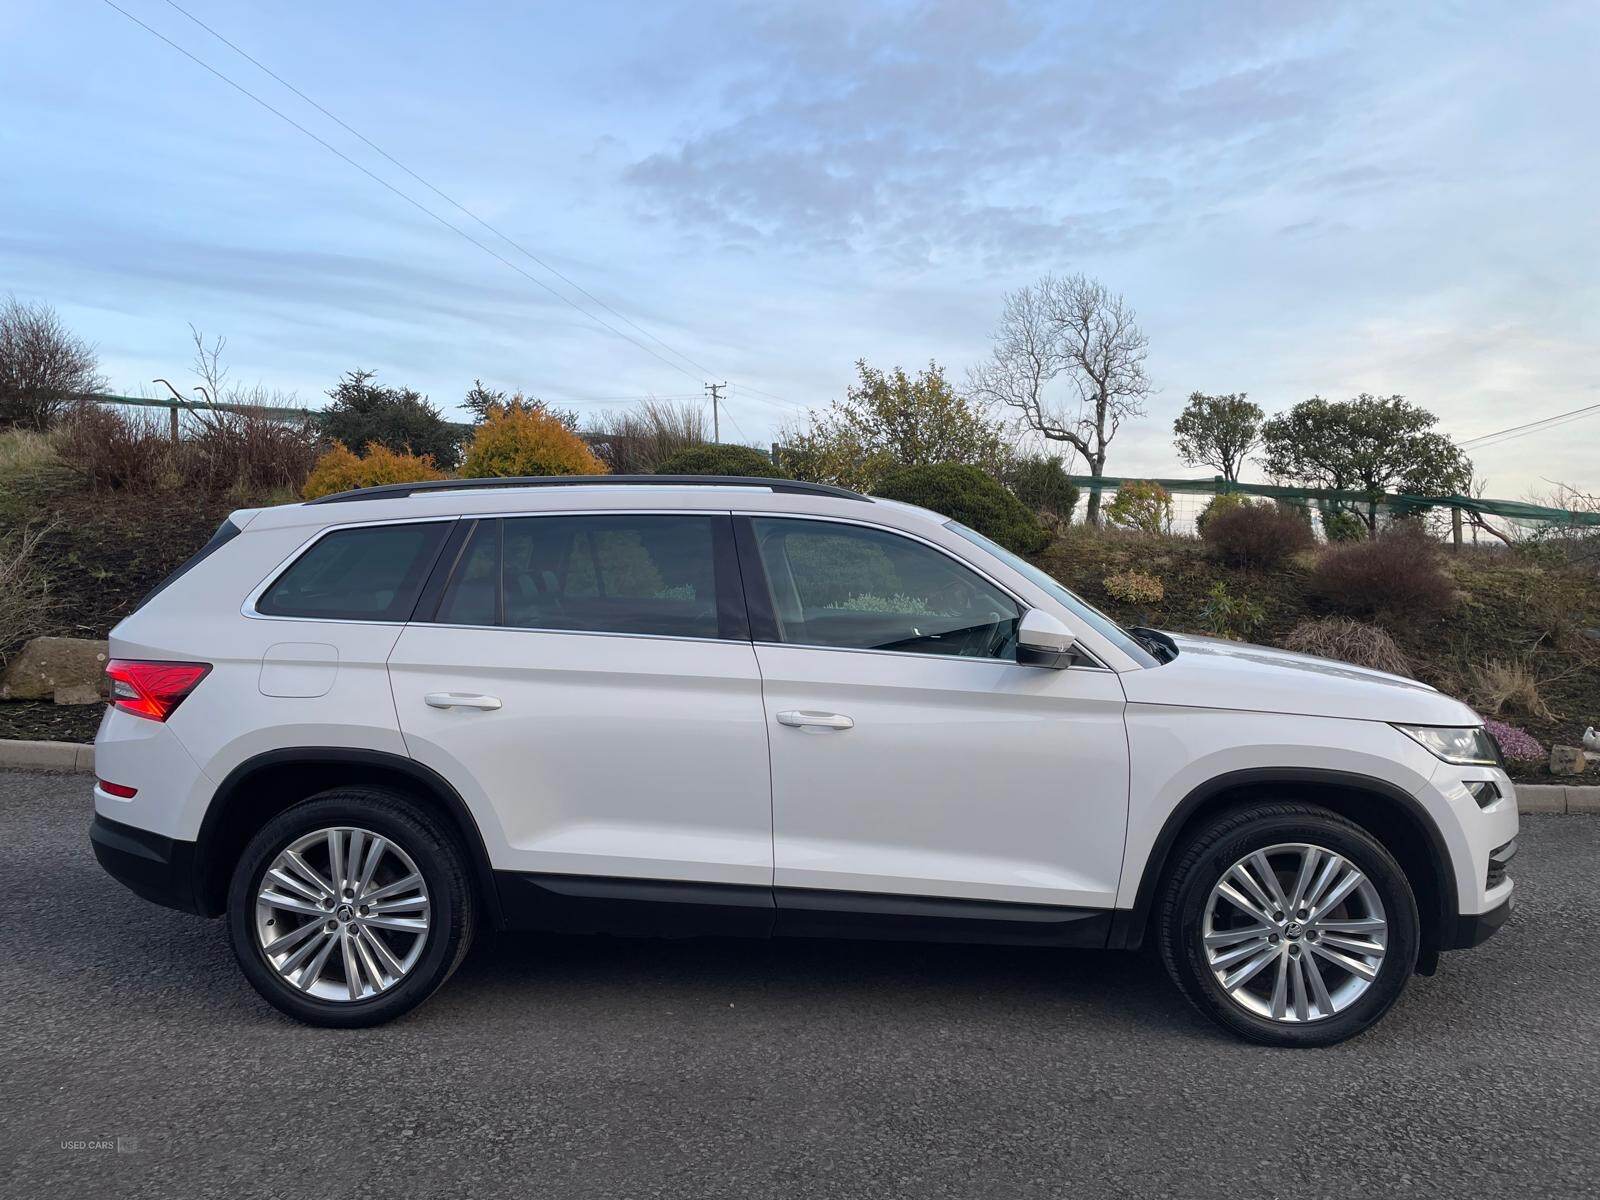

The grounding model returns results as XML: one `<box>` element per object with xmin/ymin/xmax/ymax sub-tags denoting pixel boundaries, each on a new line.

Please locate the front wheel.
<box><xmin>1156</xmin><ymin>803</ymin><xmax>1419</xmax><ymax>1047</ymax></box>
<box><xmin>226</xmin><ymin>787</ymin><xmax>476</xmax><ymax>1028</ymax></box>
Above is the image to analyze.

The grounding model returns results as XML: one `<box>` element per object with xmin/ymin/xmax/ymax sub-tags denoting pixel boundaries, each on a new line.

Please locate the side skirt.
<box><xmin>494</xmin><ymin>871</ymin><xmax>1115</xmax><ymax>948</ymax></box>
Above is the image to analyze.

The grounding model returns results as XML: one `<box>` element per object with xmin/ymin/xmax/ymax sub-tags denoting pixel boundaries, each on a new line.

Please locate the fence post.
<box><xmin>1451</xmin><ymin>506</ymin><xmax>1463</xmax><ymax>551</ymax></box>
<box><xmin>169</xmin><ymin>401</ymin><xmax>179</xmax><ymax>446</ymax></box>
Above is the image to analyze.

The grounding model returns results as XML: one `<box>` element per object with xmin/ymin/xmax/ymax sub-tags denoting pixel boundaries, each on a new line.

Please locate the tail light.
<box><xmin>105</xmin><ymin>660</ymin><xmax>211</xmax><ymax>721</ymax></box>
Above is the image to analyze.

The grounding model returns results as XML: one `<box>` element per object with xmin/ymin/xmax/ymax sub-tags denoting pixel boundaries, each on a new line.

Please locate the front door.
<box><xmin>388</xmin><ymin>512</ymin><xmax>773</xmax><ymax>901</ymax></box>
<box><xmin>737</xmin><ymin>516</ymin><xmax>1129</xmax><ymax>919</ymax></box>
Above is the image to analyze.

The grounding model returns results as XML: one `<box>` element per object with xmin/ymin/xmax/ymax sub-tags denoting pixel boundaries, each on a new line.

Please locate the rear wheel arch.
<box><xmin>193</xmin><ymin>748</ymin><xmax>501</xmax><ymax>927</ymax></box>
<box><xmin>1110</xmin><ymin>767</ymin><xmax>1455</xmax><ymax>969</ymax></box>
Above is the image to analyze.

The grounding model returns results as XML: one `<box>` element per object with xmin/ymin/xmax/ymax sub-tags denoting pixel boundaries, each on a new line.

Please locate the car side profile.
<box><xmin>90</xmin><ymin>475</ymin><xmax>1517</xmax><ymax>1045</ymax></box>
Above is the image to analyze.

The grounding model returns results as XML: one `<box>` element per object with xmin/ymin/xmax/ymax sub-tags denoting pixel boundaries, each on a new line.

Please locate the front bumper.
<box><xmin>90</xmin><ymin>814</ymin><xmax>205</xmax><ymax>915</ymax></box>
<box><xmin>1442</xmin><ymin>893</ymin><xmax>1514</xmax><ymax>950</ymax></box>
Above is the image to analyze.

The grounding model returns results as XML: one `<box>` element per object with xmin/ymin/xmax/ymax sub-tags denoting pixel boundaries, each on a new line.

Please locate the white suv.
<box><xmin>90</xmin><ymin>475</ymin><xmax>1517</xmax><ymax>1045</ymax></box>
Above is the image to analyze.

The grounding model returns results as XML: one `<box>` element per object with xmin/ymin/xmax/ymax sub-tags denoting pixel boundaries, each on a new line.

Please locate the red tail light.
<box><xmin>105</xmin><ymin>659</ymin><xmax>211</xmax><ymax>721</ymax></box>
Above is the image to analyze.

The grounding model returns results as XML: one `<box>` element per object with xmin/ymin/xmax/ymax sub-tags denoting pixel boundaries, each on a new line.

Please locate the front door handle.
<box><xmin>776</xmin><ymin>710</ymin><xmax>854</xmax><ymax>731</ymax></box>
<box><xmin>425</xmin><ymin>692</ymin><xmax>502</xmax><ymax>711</ymax></box>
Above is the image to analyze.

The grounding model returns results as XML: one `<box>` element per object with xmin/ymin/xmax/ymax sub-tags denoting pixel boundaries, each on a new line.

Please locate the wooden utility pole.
<box><xmin>705</xmin><ymin>381</ymin><xmax>726</xmax><ymax>443</ymax></box>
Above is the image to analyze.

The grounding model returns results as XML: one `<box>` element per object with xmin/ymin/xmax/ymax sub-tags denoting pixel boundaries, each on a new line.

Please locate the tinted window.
<box><xmin>257</xmin><ymin>522</ymin><xmax>450</xmax><ymax>621</ymax></box>
<box><xmin>436</xmin><ymin>515</ymin><xmax>724</xmax><ymax>640</ymax></box>
<box><xmin>748</xmin><ymin>518</ymin><xmax>1019</xmax><ymax>659</ymax></box>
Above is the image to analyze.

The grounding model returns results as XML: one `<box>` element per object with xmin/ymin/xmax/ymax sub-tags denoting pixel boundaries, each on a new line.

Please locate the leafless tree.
<box><xmin>0</xmin><ymin>296</ymin><xmax>105</xmax><ymax>429</ymax></box>
<box><xmin>969</xmin><ymin>274</ymin><xmax>1150</xmax><ymax>525</ymax></box>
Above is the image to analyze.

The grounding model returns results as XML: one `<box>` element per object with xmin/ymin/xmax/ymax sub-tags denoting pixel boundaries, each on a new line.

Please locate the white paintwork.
<box><xmin>94</xmin><ymin>481</ymin><xmax>1517</xmax><ymax>931</ymax></box>
<box><xmin>1016</xmin><ymin>608</ymin><xmax>1075</xmax><ymax>657</ymax></box>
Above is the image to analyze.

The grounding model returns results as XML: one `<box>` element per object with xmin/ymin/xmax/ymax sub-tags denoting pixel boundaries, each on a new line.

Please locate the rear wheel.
<box><xmin>1156</xmin><ymin>803</ymin><xmax>1419</xmax><ymax>1047</ymax></box>
<box><xmin>226</xmin><ymin>787</ymin><xmax>475</xmax><ymax>1027</ymax></box>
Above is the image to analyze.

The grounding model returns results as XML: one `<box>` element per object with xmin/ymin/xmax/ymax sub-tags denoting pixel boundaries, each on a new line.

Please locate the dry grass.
<box><xmin>1471</xmin><ymin>657</ymin><xmax>1556</xmax><ymax>720</ymax></box>
<box><xmin>0</xmin><ymin>427</ymin><xmax>59</xmax><ymax>476</ymax></box>
<box><xmin>0</xmin><ymin>520</ymin><xmax>53</xmax><ymax>662</ymax></box>
<box><xmin>1281</xmin><ymin>617</ymin><xmax>1412</xmax><ymax>677</ymax></box>
<box><xmin>586</xmin><ymin>400</ymin><xmax>708</xmax><ymax>474</ymax></box>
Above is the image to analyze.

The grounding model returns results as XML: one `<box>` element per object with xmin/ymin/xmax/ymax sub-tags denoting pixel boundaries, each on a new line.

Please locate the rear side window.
<box><xmin>257</xmin><ymin>522</ymin><xmax>451</xmax><ymax>621</ymax></box>
<box><xmin>434</xmin><ymin>514</ymin><xmax>728</xmax><ymax>640</ymax></box>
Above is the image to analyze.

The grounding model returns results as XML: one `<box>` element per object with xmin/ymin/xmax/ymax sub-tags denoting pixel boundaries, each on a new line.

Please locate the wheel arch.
<box><xmin>1108</xmin><ymin>767</ymin><xmax>1455</xmax><ymax>971</ymax></box>
<box><xmin>192</xmin><ymin>747</ymin><xmax>502</xmax><ymax>927</ymax></box>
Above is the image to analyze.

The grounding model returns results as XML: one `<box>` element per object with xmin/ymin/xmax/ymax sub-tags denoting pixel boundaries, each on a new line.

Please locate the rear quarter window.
<box><xmin>256</xmin><ymin>522</ymin><xmax>452</xmax><ymax>621</ymax></box>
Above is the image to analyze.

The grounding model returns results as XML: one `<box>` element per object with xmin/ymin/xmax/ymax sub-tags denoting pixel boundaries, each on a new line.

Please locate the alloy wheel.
<box><xmin>1201</xmin><ymin>842</ymin><xmax>1388</xmax><ymax>1023</ymax></box>
<box><xmin>253</xmin><ymin>826</ymin><xmax>431</xmax><ymax>1002</ymax></box>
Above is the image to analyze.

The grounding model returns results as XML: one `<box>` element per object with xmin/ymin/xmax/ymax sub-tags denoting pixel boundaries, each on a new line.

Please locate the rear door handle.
<box><xmin>776</xmin><ymin>710</ymin><xmax>854</xmax><ymax>731</ymax></box>
<box><xmin>424</xmin><ymin>692</ymin><xmax>502</xmax><ymax>711</ymax></box>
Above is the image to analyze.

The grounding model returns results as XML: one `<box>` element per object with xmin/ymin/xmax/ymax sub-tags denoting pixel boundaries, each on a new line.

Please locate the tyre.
<box><xmin>226</xmin><ymin>787</ymin><xmax>476</xmax><ymax>1028</ymax></box>
<box><xmin>1156</xmin><ymin>803</ymin><xmax>1419</xmax><ymax>1047</ymax></box>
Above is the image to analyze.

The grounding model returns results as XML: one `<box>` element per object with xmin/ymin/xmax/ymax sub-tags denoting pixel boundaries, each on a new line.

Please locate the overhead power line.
<box><xmin>158</xmin><ymin>0</ymin><xmax>721</xmax><ymax>385</ymax></box>
<box><xmin>1458</xmin><ymin>402</ymin><xmax>1600</xmax><ymax>450</ymax></box>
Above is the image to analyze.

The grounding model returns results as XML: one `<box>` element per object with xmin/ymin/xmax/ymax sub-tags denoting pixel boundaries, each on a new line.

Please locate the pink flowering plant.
<box><xmin>1483</xmin><ymin>718</ymin><xmax>1544</xmax><ymax>763</ymax></box>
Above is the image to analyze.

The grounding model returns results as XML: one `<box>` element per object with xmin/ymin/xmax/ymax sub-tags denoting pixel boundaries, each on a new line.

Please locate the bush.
<box><xmin>1194</xmin><ymin>491</ymin><xmax>1248</xmax><ymax>535</ymax></box>
<box><xmin>460</xmin><ymin>401</ymin><xmax>607</xmax><ymax>478</ymax></box>
<box><xmin>319</xmin><ymin>370</ymin><xmax>461</xmax><ymax>469</ymax></box>
<box><xmin>0</xmin><ymin>297</ymin><xmax>104</xmax><ymax>430</ymax></box>
<box><xmin>656</xmin><ymin>444</ymin><xmax>784</xmax><ymax>478</ymax></box>
<box><xmin>1103</xmin><ymin>569</ymin><xmax>1164</xmax><ymax>605</ymax></box>
<box><xmin>1202</xmin><ymin>501</ymin><xmax>1315</xmax><ymax>568</ymax></box>
<box><xmin>874</xmin><ymin>463</ymin><xmax>1049</xmax><ymax>555</ymax></box>
<box><xmin>183</xmin><ymin>406</ymin><xmax>325</xmax><ymax>498</ymax></box>
<box><xmin>1005</xmin><ymin>455</ymin><xmax>1079</xmax><ymax>523</ymax></box>
<box><xmin>1103</xmin><ymin>480</ymin><xmax>1172</xmax><ymax>534</ymax></box>
<box><xmin>1197</xmin><ymin>580</ymin><xmax>1267</xmax><ymax>639</ymax></box>
<box><xmin>1320</xmin><ymin>506</ymin><xmax>1367</xmax><ymax>542</ymax></box>
<box><xmin>57</xmin><ymin>404</ymin><xmax>175</xmax><ymax>491</ymax></box>
<box><xmin>302</xmin><ymin>441</ymin><xmax>447</xmax><ymax>500</ymax></box>
<box><xmin>588</xmin><ymin>400</ymin><xmax>708</xmax><ymax>474</ymax></box>
<box><xmin>1483</xmin><ymin>719</ymin><xmax>1545</xmax><ymax>763</ymax></box>
<box><xmin>0</xmin><ymin>521</ymin><xmax>52</xmax><ymax>663</ymax></box>
<box><xmin>1308</xmin><ymin>526</ymin><xmax>1456</xmax><ymax>621</ymax></box>
<box><xmin>1281</xmin><ymin>618</ymin><xmax>1412</xmax><ymax>676</ymax></box>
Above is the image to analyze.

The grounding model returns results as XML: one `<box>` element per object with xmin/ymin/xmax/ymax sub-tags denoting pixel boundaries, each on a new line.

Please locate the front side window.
<box><xmin>257</xmin><ymin>522</ymin><xmax>451</xmax><ymax>621</ymax></box>
<box><xmin>747</xmin><ymin>518</ymin><xmax>1019</xmax><ymax>659</ymax></box>
<box><xmin>435</xmin><ymin>514</ymin><xmax>725</xmax><ymax>640</ymax></box>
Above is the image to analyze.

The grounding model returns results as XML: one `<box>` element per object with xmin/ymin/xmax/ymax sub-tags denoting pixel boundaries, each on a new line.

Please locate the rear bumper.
<box><xmin>1441</xmin><ymin>893</ymin><xmax>1514</xmax><ymax>951</ymax></box>
<box><xmin>90</xmin><ymin>814</ymin><xmax>205</xmax><ymax>916</ymax></box>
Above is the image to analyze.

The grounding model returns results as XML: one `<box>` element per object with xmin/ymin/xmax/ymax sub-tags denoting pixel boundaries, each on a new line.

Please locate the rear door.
<box><xmin>738</xmin><ymin>515</ymin><xmax>1130</xmax><ymax>917</ymax></box>
<box><xmin>388</xmin><ymin>512</ymin><xmax>773</xmax><ymax>896</ymax></box>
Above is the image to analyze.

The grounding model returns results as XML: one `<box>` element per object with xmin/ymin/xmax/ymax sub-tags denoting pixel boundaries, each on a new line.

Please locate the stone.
<box><xmin>1549</xmin><ymin>745</ymin><xmax>1588</xmax><ymax>776</ymax></box>
<box><xmin>0</xmin><ymin>636</ymin><xmax>109</xmax><ymax>702</ymax></box>
<box><xmin>53</xmin><ymin>683</ymin><xmax>103</xmax><ymax>706</ymax></box>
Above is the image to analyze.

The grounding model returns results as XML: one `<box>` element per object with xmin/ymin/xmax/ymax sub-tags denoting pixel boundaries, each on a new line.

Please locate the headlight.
<box><xmin>1392</xmin><ymin>724</ymin><xmax>1502</xmax><ymax>767</ymax></box>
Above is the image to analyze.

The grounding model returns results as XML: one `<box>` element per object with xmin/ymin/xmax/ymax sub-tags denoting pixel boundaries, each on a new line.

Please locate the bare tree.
<box><xmin>969</xmin><ymin>274</ymin><xmax>1149</xmax><ymax>525</ymax></box>
<box><xmin>0</xmin><ymin>296</ymin><xmax>105</xmax><ymax>429</ymax></box>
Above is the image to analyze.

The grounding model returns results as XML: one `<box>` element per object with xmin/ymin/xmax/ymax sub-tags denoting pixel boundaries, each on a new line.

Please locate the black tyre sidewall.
<box><xmin>226</xmin><ymin>790</ymin><xmax>472</xmax><ymax>1028</ymax></box>
<box><xmin>1162</xmin><ymin>808</ymin><xmax>1420</xmax><ymax>1047</ymax></box>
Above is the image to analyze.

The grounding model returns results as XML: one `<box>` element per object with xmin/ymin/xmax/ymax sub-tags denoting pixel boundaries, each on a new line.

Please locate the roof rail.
<box><xmin>304</xmin><ymin>474</ymin><xmax>873</xmax><ymax>505</ymax></box>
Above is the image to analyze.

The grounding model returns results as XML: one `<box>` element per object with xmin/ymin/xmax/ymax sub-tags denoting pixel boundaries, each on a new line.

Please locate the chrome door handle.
<box><xmin>776</xmin><ymin>710</ymin><xmax>854</xmax><ymax>731</ymax></box>
<box><xmin>424</xmin><ymin>692</ymin><xmax>502</xmax><ymax>711</ymax></box>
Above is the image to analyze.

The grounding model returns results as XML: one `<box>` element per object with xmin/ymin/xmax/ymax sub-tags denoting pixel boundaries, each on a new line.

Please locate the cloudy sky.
<box><xmin>4</xmin><ymin>0</ymin><xmax>1596</xmax><ymax>497</ymax></box>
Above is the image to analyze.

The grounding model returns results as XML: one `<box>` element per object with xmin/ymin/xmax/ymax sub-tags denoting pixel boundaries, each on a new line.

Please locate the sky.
<box><xmin>3</xmin><ymin>0</ymin><xmax>1597</xmax><ymax>499</ymax></box>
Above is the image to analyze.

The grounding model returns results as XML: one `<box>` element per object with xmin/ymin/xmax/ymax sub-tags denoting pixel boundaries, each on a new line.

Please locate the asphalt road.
<box><xmin>4</xmin><ymin>771</ymin><xmax>1598</xmax><ymax>1200</ymax></box>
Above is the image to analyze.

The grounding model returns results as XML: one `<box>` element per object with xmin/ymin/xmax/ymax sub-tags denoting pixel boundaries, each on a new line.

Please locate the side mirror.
<box><xmin>1016</xmin><ymin>608</ymin><xmax>1076</xmax><ymax>669</ymax></box>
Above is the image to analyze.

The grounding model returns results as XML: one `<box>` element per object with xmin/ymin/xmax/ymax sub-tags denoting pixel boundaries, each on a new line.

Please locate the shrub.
<box><xmin>1471</xmin><ymin>657</ymin><xmax>1555</xmax><ymax>721</ymax></box>
<box><xmin>1005</xmin><ymin>455</ymin><xmax>1079</xmax><ymax>524</ymax></box>
<box><xmin>319</xmin><ymin>370</ymin><xmax>462</xmax><ymax>469</ymax></box>
<box><xmin>0</xmin><ymin>297</ymin><xmax>104</xmax><ymax>430</ymax></box>
<box><xmin>56</xmin><ymin>403</ymin><xmax>175</xmax><ymax>491</ymax></box>
<box><xmin>1202</xmin><ymin>500</ymin><xmax>1315</xmax><ymax>568</ymax></box>
<box><xmin>1103</xmin><ymin>569</ymin><xmax>1165</xmax><ymax>605</ymax></box>
<box><xmin>1483</xmin><ymin>719</ymin><xmax>1545</xmax><ymax>763</ymax></box>
<box><xmin>1320</xmin><ymin>506</ymin><xmax>1367</xmax><ymax>542</ymax></box>
<box><xmin>302</xmin><ymin>441</ymin><xmax>447</xmax><ymax>500</ymax></box>
<box><xmin>588</xmin><ymin>400</ymin><xmax>708</xmax><ymax>474</ymax></box>
<box><xmin>460</xmin><ymin>401</ymin><xmax>607</xmax><ymax>478</ymax></box>
<box><xmin>656</xmin><ymin>443</ymin><xmax>784</xmax><ymax>478</ymax></box>
<box><xmin>1308</xmin><ymin>526</ymin><xmax>1456</xmax><ymax>621</ymax></box>
<box><xmin>1197</xmin><ymin>580</ymin><xmax>1267</xmax><ymax>639</ymax></box>
<box><xmin>874</xmin><ymin>463</ymin><xmax>1049</xmax><ymax>555</ymax></box>
<box><xmin>0</xmin><ymin>520</ymin><xmax>52</xmax><ymax>662</ymax></box>
<box><xmin>1194</xmin><ymin>491</ymin><xmax>1248</xmax><ymax>535</ymax></box>
<box><xmin>1103</xmin><ymin>480</ymin><xmax>1172</xmax><ymax>534</ymax></box>
<box><xmin>183</xmin><ymin>406</ymin><xmax>325</xmax><ymax>498</ymax></box>
<box><xmin>1281</xmin><ymin>618</ymin><xmax>1412</xmax><ymax>676</ymax></box>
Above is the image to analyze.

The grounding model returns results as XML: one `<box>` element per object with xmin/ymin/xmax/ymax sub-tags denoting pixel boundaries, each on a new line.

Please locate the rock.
<box><xmin>1549</xmin><ymin>745</ymin><xmax>1588</xmax><ymax>776</ymax></box>
<box><xmin>0</xmin><ymin>636</ymin><xmax>109</xmax><ymax>702</ymax></box>
<box><xmin>53</xmin><ymin>683</ymin><xmax>103</xmax><ymax>706</ymax></box>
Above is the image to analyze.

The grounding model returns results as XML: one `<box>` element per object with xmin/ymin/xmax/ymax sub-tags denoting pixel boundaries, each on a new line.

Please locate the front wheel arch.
<box><xmin>1111</xmin><ymin>768</ymin><xmax>1454</xmax><ymax>971</ymax></box>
